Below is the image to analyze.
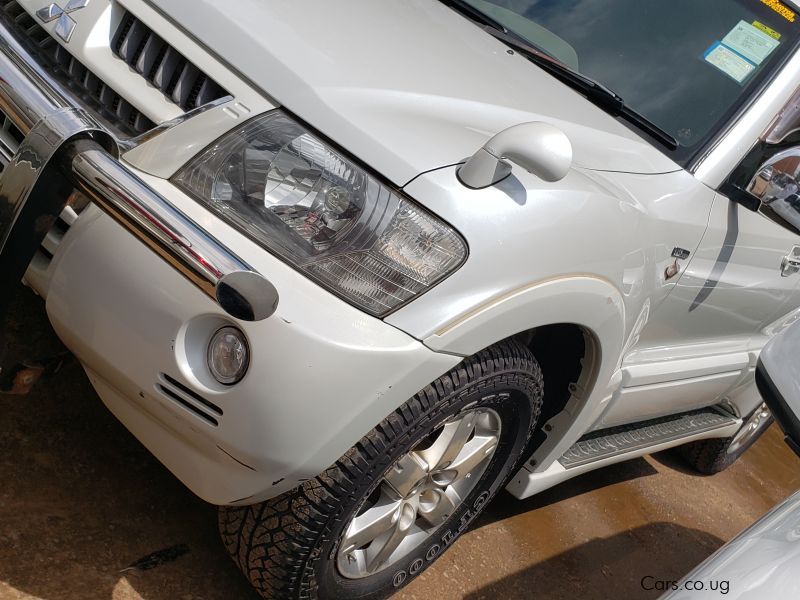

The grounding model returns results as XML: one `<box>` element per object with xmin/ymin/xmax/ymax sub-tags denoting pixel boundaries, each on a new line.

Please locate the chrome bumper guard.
<box><xmin>0</xmin><ymin>13</ymin><xmax>278</xmax><ymax>322</ymax></box>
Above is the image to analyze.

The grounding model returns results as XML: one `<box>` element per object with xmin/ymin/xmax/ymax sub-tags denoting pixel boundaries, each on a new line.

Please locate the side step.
<box><xmin>558</xmin><ymin>407</ymin><xmax>739</xmax><ymax>469</ymax></box>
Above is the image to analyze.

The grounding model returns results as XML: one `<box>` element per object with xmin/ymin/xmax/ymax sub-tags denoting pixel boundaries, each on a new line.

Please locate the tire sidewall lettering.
<box><xmin>474</xmin><ymin>491</ymin><xmax>490</xmax><ymax>511</ymax></box>
<box><xmin>409</xmin><ymin>558</ymin><xmax>424</xmax><ymax>575</ymax></box>
<box><xmin>392</xmin><ymin>570</ymin><xmax>407</xmax><ymax>587</ymax></box>
<box><xmin>399</xmin><ymin>489</ymin><xmax>495</xmax><ymax>586</ymax></box>
<box><xmin>425</xmin><ymin>545</ymin><xmax>440</xmax><ymax>561</ymax></box>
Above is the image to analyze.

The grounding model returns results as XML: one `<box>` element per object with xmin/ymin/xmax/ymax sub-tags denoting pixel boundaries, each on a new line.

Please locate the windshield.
<box><xmin>461</xmin><ymin>0</ymin><xmax>800</xmax><ymax>163</ymax></box>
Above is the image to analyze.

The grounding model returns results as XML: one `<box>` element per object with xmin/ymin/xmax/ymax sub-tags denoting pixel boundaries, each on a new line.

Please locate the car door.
<box><xmin>598</xmin><ymin>188</ymin><xmax>800</xmax><ymax>428</ymax></box>
<box><xmin>598</xmin><ymin>57</ymin><xmax>800</xmax><ymax>429</ymax></box>
<box><xmin>636</xmin><ymin>193</ymin><xmax>800</xmax><ymax>349</ymax></box>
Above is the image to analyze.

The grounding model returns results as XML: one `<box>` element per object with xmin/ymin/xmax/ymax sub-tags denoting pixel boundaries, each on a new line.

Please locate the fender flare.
<box><xmin>425</xmin><ymin>275</ymin><xmax>625</xmax><ymax>357</ymax></box>
<box><xmin>424</xmin><ymin>275</ymin><xmax>627</xmax><ymax>467</ymax></box>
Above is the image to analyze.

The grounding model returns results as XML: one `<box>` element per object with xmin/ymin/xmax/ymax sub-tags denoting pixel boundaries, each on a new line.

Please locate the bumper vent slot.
<box><xmin>112</xmin><ymin>11</ymin><xmax>228</xmax><ymax>112</ymax></box>
<box><xmin>1</xmin><ymin>0</ymin><xmax>155</xmax><ymax>136</ymax></box>
<box><xmin>157</xmin><ymin>373</ymin><xmax>222</xmax><ymax>427</ymax></box>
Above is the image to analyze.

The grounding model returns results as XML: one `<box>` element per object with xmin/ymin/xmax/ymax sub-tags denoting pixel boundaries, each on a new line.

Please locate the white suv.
<box><xmin>1</xmin><ymin>1</ymin><xmax>799</xmax><ymax>598</ymax></box>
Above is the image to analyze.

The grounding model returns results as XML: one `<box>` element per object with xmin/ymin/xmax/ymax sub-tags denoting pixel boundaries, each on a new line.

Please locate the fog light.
<box><xmin>207</xmin><ymin>326</ymin><xmax>249</xmax><ymax>385</ymax></box>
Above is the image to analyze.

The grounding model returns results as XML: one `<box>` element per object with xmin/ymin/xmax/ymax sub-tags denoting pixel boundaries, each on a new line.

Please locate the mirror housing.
<box><xmin>746</xmin><ymin>147</ymin><xmax>800</xmax><ymax>234</ymax></box>
<box><xmin>764</xmin><ymin>86</ymin><xmax>800</xmax><ymax>145</ymax></box>
<box><xmin>457</xmin><ymin>122</ymin><xmax>573</xmax><ymax>189</ymax></box>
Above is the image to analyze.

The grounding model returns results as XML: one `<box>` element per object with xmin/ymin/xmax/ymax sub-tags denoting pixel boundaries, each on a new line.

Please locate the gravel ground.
<box><xmin>2</xmin><ymin>282</ymin><xmax>798</xmax><ymax>600</ymax></box>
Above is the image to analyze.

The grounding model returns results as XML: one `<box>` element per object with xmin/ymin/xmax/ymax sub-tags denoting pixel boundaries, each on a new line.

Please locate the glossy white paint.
<box><xmin>123</xmin><ymin>101</ymin><xmax>274</xmax><ymax>178</ymax></box>
<box><xmin>15</xmin><ymin>0</ymin><xmax>271</xmax><ymax>131</ymax></box>
<box><xmin>596</xmin><ymin>192</ymin><xmax>800</xmax><ymax>427</ymax></box>
<box><xmin>19</xmin><ymin>0</ymin><xmax>800</xmax><ymax>504</ymax></box>
<box><xmin>391</xmin><ymin>167</ymin><xmax>715</xmax><ymax>342</ymax></box>
<box><xmin>145</xmin><ymin>0</ymin><xmax>678</xmax><ymax>186</ymax></box>
<box><xmin>632</xmin><ymin>196</ymin><xmax>800</xmax><ymax>351</ymax></box>
<box><xmin>44</xmin><ymin>202</ymin><xmax>459</xmax><ymax>505</ymax></box>
<box><xmin>458</xmin><ymin>121</ymin><xmax>574</xmax><ymax>187</ymax></box>
<box><xmin>596</xmin><ymin>352</ymin><xmax>751</xmax><ymax>428</ymax></box>
<box><xmin>604</xmin><ymin>373</ymin><xmax>744</xmax><ymax>428</ymax></box>
<box><xmin>621</xmin><ymin>353</ymin><xmax>751</xmax><ymax>387</ymax></box>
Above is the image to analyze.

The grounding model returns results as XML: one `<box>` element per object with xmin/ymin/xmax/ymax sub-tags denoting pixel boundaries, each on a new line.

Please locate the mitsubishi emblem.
<box><xmin>36</xmin><ymin>0</ymin><xmax>90</xmax><ymax>43</ymax></box>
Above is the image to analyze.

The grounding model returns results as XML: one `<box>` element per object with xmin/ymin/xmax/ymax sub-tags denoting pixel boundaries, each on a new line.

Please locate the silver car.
<box><xmin>661</xmin><ymin>317</ymin><xmax>800</xmax><ymax>599</ymax></box>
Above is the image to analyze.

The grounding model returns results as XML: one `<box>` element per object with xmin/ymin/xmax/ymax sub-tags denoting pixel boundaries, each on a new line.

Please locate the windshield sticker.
<box><xmin>704</xmin><ymin>42</ymin><xmax>757</xmax><ymax>83</ymax></box>
<box><xmin>753</xmin><ymin>21</ymin><xmax>782</xmax><ymax>39</ymax></box>
<box><xmin>760</xmin><ymin>0</ymin><xmax>796</xmax><ymax>21</ymax></box>
<box><xmin>722</xmin><ymin>21</ymin><xmax>781</xmax><ymax>64</ymax></box>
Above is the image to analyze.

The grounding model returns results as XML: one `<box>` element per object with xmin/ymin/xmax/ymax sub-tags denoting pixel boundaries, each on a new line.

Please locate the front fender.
<box><xmin>424</xmin><ymin>274</ymin><xmax>625</xmax><ymax>363</ymax></box>
<box><xmin>423</xmin><ymin>275</ymin><xmax>626</xmax><ymax>468</ymax></box>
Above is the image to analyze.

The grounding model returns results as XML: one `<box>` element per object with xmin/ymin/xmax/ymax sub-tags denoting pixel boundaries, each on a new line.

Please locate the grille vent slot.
<box><xmin>1</xmin><ymin>0</ymin><xmax>156</xmax><ymax>135</ymax></box>
<box><xmin>157</xmin><ymin>373</ymin><xmax>223</xmax><ymax>427</ymax></box>
<box><xmin>112</xmin><ymin>11</ymin><xmax>228</xmax><ymax>112</ymax></box>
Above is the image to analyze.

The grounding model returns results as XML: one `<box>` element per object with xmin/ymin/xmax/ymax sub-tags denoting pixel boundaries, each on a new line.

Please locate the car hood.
<box><xmin>147</xmin><ymin>0</ymin><xmax>681</xmax><ymax>186</ymax></box>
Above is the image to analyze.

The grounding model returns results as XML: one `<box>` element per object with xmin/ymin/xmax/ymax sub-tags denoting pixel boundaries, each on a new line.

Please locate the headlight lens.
<box><xmin>208</xmin><ymin>326</ymin><xmax>249</xmax><ymax>385</ymax></box>
<box><xmin>172</xmin><ymin>111</ymin><xmax>467</xmax><ymax>316</ymax></box>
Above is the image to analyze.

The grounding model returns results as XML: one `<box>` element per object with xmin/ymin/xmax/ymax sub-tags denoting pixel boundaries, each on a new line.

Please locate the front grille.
<box><xmin>112</xmin><ymin>11</ymin><xmax>228</xmax><ymax>112</ymax></box>
<box><xmin>1</xmin><ymin>0</ymin><xmax>155</xmax><ymax>135</ymax></box>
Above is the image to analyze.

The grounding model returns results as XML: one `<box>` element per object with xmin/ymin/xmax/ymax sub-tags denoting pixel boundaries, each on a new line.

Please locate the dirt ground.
<box><xmin>2</xmin><ymin>282</ymin><xmax>799</xmax><ymax>600</ymax></box>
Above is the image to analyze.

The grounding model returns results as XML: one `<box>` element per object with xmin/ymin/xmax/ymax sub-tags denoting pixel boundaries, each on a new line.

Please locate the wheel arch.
<box><xmin>423</xmin><ymin>275</ymin><xmax>627</xmax><ymax>469</ymax></box>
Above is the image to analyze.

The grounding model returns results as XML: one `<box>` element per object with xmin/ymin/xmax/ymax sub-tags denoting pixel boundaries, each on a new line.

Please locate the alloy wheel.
<box><xmin>336</xmin><ymin>408</ymin><xmax>502</xmax><ymax>579</ymax></box>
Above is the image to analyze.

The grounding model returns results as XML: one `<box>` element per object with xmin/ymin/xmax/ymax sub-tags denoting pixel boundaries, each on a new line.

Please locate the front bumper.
<box><xmin>0</xmin><ymin>9</ymin><xmax>460</xmax><ymax>504</ymax></box>
<box><xmin>47</xmin><ymin>206</ymin><xmax>458</xmax><ymax>504</ymax></box>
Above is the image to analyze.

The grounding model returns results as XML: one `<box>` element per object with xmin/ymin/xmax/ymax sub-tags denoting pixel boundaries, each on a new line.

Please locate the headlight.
<box><xmin>172</xmin><ymin>111</ymin><xmax>467</xmax><ymax>316</ymax></box>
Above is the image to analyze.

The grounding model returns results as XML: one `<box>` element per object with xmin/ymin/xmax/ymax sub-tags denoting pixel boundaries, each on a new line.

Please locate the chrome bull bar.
<box><xmin>0</xmin><ymin>12</ymin><xmax>278</xmax><ymax>324</ymax></box>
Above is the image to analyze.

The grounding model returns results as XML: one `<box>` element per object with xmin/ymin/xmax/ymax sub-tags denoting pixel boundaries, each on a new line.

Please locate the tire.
<box><xmin>677</xmin><ymin>403</ymin><xmax>773</xmax><ymax>475</ymax></box>
<box><xmin>218</xmin><ymin>340</ymin><xmax>544</xmax><ymax>600</ymax></box>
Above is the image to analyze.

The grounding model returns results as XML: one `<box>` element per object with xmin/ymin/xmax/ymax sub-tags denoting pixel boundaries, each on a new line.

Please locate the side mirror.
<box><xmin>457</xmin><ymin>122</ymin><xmax>573</xmax><ymax>189</ymax></box>
<box><xmin>747</xmin><ymin>147</ymin><xmax>800</xmax><ymax>233</ymax></box>
<box><xmin>764</xmin><ymin>87</ymin><xmax>800</xmax><ymax>145</ymax></box>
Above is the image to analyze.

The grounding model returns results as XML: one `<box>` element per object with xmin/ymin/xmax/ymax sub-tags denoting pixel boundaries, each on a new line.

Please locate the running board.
<box><xmin>558</xmin><ymin>408</ymin><xmax>739</xmax><ymax>469</ymax></box>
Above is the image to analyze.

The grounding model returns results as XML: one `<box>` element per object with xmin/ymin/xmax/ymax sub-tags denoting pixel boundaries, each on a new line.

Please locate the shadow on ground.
<box><xmin>463</xmin><ymin>522</ymin><xmax>724</xmax><ymax>600</ymax></box>
<box><xmin>479</xmin><ymin>457</ymin><xmax>658</xmax><ymax>526</ymax></box>
<box><xmin>0</xmin><ymin>284</ymin><xmax>258</xmax><ymax>600</ymax></box>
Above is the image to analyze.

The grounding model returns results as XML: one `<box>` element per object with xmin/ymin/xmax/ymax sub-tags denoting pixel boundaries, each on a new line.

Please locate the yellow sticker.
<box><xmin>753</xmin><ymin>20</ymin><xmax>782</xmax><ymax>39</ymax></box>
<box><xmin>760</xmin><ymin>0</ymin><xmax>796</xmax><ymax>22</ymax></box>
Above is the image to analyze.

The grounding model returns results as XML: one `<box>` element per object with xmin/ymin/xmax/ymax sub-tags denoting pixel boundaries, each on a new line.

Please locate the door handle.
<box><xmin>781</xmin><ymin>246</ymin><xmax>800</xmax><ymax>277</ymax></box>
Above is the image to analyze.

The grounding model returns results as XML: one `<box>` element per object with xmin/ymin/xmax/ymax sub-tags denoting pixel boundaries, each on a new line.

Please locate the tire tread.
<box><xmin>219</xmin><ymin>340</ymin><xmax>542</xmax><ymax>599</ymax></box>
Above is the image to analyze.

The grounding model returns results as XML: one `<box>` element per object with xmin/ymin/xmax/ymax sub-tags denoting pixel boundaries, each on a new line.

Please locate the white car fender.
<box><xmin>424</xmin><ymin>274</ymin><xmax>626</xmax><ymax>468</ymax></box>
